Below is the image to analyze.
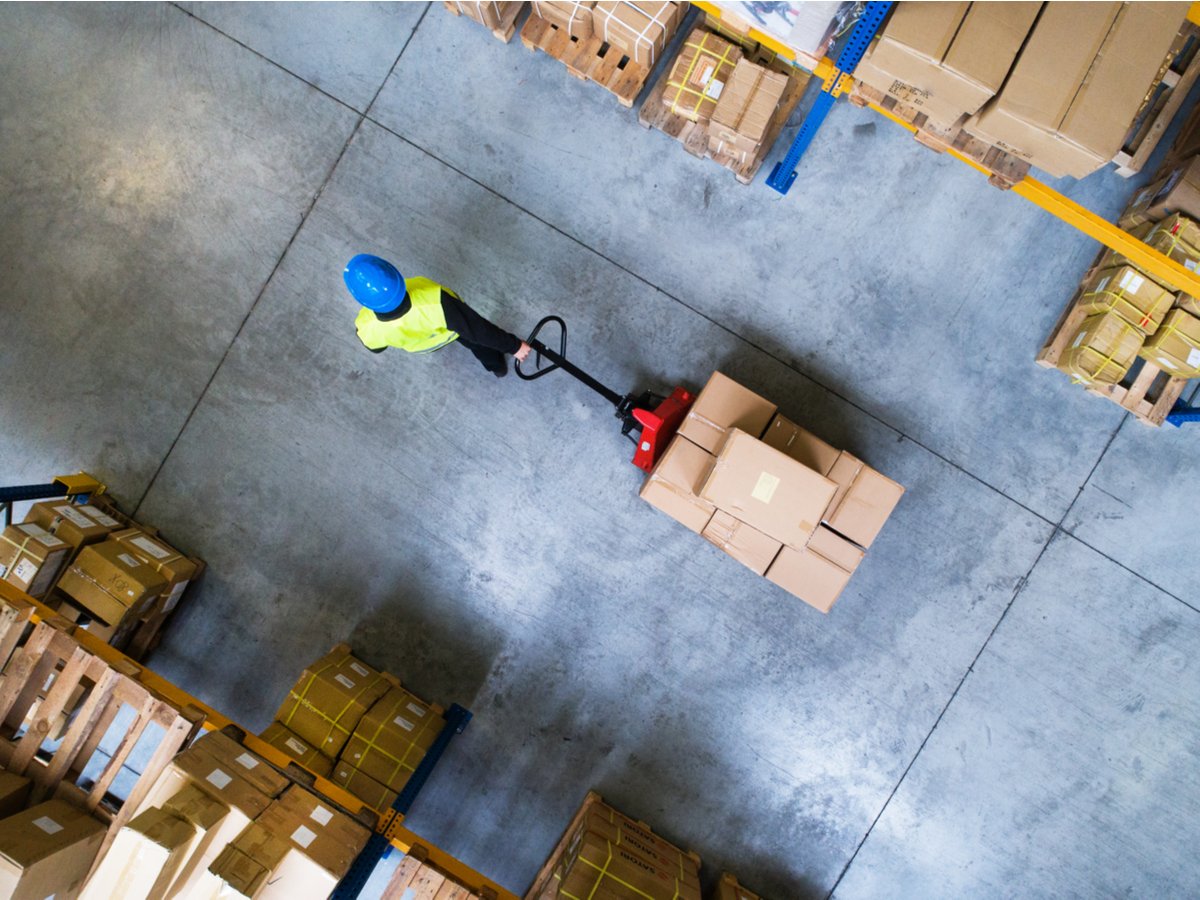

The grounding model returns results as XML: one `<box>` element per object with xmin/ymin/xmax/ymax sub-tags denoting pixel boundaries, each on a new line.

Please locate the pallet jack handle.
<box><xmin>516</xmin><ymin>315</ymin><xmax>626</xmax><ymax>410</ymax></box>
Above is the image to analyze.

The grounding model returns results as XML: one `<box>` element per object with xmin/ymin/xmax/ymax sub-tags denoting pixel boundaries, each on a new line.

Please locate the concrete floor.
<box><xmin>3</xmin><ymin>3</ymin><xmax>1199</xmax><ymax>897</ymax></box>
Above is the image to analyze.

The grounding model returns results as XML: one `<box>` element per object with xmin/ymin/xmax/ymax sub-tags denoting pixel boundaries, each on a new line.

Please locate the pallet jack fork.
<box><xmin>516</xmin><ymin>316</ymin><xmax>694</xmax><ymax>472</ymax></box>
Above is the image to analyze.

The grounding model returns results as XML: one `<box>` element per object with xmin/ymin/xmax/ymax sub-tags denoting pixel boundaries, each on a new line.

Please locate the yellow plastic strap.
<box><xmin>282</xmin><ymin>654</ymin><xmax>347</xmax><ymax>748</ymax></box>
<box><xmin>354</xmin><ymin>693</ymin><xmax>438</xmax><ymax>785</ymax></box>
<box><xmin>1069</xmin><ymin>320</ymin><xmax>1136</xmax><ymax>384</ymax></box>
<box><xmin>668</xmin><ymin>38</ymin><xmax>739</xmax><ymax>116</ymax></box>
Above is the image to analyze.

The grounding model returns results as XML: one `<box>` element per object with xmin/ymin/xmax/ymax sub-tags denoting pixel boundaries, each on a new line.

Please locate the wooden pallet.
<box><xmin>520</xmin><ymin>13</ymin><xmax>653</xmax><ymax>108</ymax></box>
<box><xmin>0</xmin><ymin>616</ymin><xmax>204</xmax><ymax>870</ymax></box>
<box><xmin>1113</xmin><ymin>23</ymin><xmax>1200</xmax><ymax>177</ymax></box>
<box><xmin>383</xmin><ymin>845</ymin><xmax>493</xmax><ymax>899</ymax></box>
<box><xmin>522</xmin><ymin>791</ymin><xmax>701</xmax><ymax>900</ymax></box>
<box><xmin>847</xmin><ymin>81</ymin><xmax>1030</xmax><ymax>189</ymax></box>
<box><xmin>443</xmin><ymin>1</ymin><xmax>525</xmax><ymax>43</ymax></box>
<box><xmin>1036</xmin><ymin>248</ymin><xmax>1190</xmax><ymax>427</ymax></box>
<box><xmin>638</xmin><ymin>48</ymin><xmax>810</xmax><ymax>184</ymax></box>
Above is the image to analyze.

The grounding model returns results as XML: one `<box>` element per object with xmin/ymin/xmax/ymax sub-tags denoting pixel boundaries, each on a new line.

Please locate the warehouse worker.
<box><xmin>344</xmin><ymin>254</ymin><xmax>531</xmax><ymax>377</ymax></box>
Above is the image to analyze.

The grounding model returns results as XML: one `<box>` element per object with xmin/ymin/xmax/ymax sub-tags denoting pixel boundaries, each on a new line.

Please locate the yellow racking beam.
<box><xmin>0</xmin><ymin>579</ymin><xmax>518</xmax><ymax>900</ymax></box>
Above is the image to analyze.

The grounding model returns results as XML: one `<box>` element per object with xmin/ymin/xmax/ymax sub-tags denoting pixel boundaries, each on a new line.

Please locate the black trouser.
<box><xmin>456</xmin><ymin>337</ymin><xmax>506</xmax><ymax>373</ymax></box>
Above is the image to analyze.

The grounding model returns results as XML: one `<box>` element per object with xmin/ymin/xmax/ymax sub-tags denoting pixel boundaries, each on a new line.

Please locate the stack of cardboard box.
<box><xmin>641</xmin><ymin>373</ymin><xmax>904</xmax><ymax>613</ymax></box>
<box><xmin>532</xmin><ymin>0</ymin><xmax>596</xmax><ymax>38</ymax></box>
<box><xmin>448</xmin><ymin>1</ymin><xmax>524</xmax><ymax>32</ymax></box>
<box><xmin>664</xmin><ymin>28</ymin><xmax>742</xmax><ymax>123</ymax></box>
<box><xmin>263</xmin><ymin>646</ymin><xmax>440</xmax><ymax>813</ymax></box>
<box><xmin>0</xmin><ymin>522</ymin><xmax>71</xmax><ymax>599</ymax></box>
<box><xmin>857</xmin><ymin>3</ymin><xmax>1187</xmax><ymax>179</ymax></box>
<box><xmin>592</xmin><ymin>1</ymin><xmax>684</xmax><ymax>67</ymax></box>
<box><xmin>0</xmin><ymin>795</ymin><xmax>106</xmax><ymax>900</ymax></box>
<box><xmin>708</xmin><ymin>59</ymin><xmax>789</xmax><ymax>166</ymax></box>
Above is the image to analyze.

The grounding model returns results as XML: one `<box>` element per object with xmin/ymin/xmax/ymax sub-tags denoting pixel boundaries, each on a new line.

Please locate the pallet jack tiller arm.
<box><xmin>515</xmin><ymin>316</ymin><xmax>694</xmax><ymax>472</ymax></box>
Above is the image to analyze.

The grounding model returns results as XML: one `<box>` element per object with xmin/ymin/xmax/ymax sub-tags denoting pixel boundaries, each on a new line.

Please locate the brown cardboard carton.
<box><xmin>56</xmin><ymin>539</ymin><xmax>167</xmax><ymax>624</ymax></box>
<box><xmin>0</xmin><ymin>523</ymin><xmax>69</xmax><ymax>598</ymax></box>
<box><xmin>258</xmin><ymin>722</ymin><xmax>334</xmax><ymax>778</ymax></box>
<box><xmin>0</xmin><ymin>772</ymin><xmax>30</xmax><ymax>819</ymax></box>
<box><xmin>1109</xmin><ymin>220</ymin><xmax>1200</xmax><ymax>283</ymax></box>
<box><xmin>1139</xmin><ymin>307</ymin><xmax>1200</xmax><ymax>377</ymax></box>
<box><xmin>256</xmin><ymin>786</ymin><xmax>371</xmax><ymax>878</ymax></box>
<box><xmin>332</xmin><ymin>760</ymin><xmax>399</xmax><ymax>812</ymax></box>
<box><xmin>341</xmin><ymin>686</ymin><xmax>439</xmax><ymax>792</ymax></box>
<box><xmin>157</xmin><ymin>782</ymin><xmax>232</xmax><ymax>898</ymax></box>
<box><xmin>448</xmin><ymin>0</ymin><xmax>523</xmax><ymax>29</ymax></box>
<box><xmin>700</xmin><ymin>429</ymin><xmax>836</xmax><ymax>550</ymax></box>
<box><xmin>137</xmin><ymin>747</ymin><xmax>276</xmax><ymax>821</ymax></box>
<box><xmin>761</xmin><ymin>414</ymin><xmax>839</xmax><ymax>476</ymax></box>
<box><xmin>1057</xmin><ymin>311</ymin><xmax>1146</xmax><ymax>386</ymax></box>
<box><xmin>639</xmin><ymin>435</ymin><xmax>717</xmax><ymax>533</ymax></box>
<box><xmin>208</xmin><ymin>822</ymin><xmax>292</xmax><ymax>898</ymax></box>
<box><xmin>715</xmin><ymin>872</ymin><xmax>762</xmax><ymax>900</ymax></box>
<box><xmin>532</xmin><ymin>0</ymin><xmax>596</xmax><ymax>38</ymax></box>
<box><xmin>1078</xmin><ymin>265</ymin><xmax>1174</xmax><ymax>334</ymax></box>
<box><xmin>112</xmin><ymin>528</ymin><xmax>199</xmax><ymax>613</ymax></box>
<box><xmin>852</xmin><ymin>57</ymin><xmax>968</xmax><ymax>129</ymax></box>
<box><xmin>807</xmin><ymin>524</ymin><xmax>865</xmax><ymax>574</ymax></box>
<box><xmin>1176</xmin><ymin>292</ymin><xmax>1200</xmax><ymax>316</ymax></box>
<box><xmin>0</xmin><ymin>799</ymin><xmax>105</xmax><ymax>900</ymax></box>
<box><xmin>25</xmin><ymin>501</ymin><xmax>115</xmax><ymax>551</ymax></box>
<box><xmin>709</xmin><ymin>59</ymin><xmax>788</xmax><ymax>155</ymax></box>
<box><xmin>701</xmin><ymin>510</ymin><xmax>781</xmax><ymax>575</ymax></box>
<box><xmin>822</xmin><ymin>452</ymin><xmax>904</xmax><ymax>548</ymax></box>
<box><xmin>593</xmin><ymin>1</ymin><xmax>683</xmax><ymax>67</ymax></box>
<box><xmin>560</xmin><ymin>825</ymin><xmax>700</xmax><ymax>900</ymax></box>
<box><xmin>190</xmin><ymin>731</ymin><xmax>290</xmax><ymax>798</ymax></box>
<box><xmin>677</xmin><ymin>371</ymin><xmax>776</xmax><ymax>454</ymax></box>
<box><xmin>766</xmin><ymin>543</ymin><xmax>853</xmax><ymax>613</ymax></box>
<box><xmin>579</xmin><ymin>802</ymin><xmax>700</xmax><ymax>889</ymax></box>
<box><xmin>1119</xmin><ymin>156</ymin><xmax>1200</xmax><ymax>229</ymax></box>
<box><xmin>665</xmin><ymin>28</ymin><xmax>742</xmax><ymax>123</ymax></box>
<box><xmin>273</xmin><ymin>647</ymin><xmax>390</xmax><ymax>758</ymax></box>
<box><xmin>80</xmin><ymin>806</ymin><xmax>197</xmax><ymax>900</ymax></box>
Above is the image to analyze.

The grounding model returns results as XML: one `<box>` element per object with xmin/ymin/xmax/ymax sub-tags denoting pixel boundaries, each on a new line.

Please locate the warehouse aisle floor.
<box><xmin>2</xmin><ymin>4</ymin><xmax>1199</xmax><ymax>898</ymax></box>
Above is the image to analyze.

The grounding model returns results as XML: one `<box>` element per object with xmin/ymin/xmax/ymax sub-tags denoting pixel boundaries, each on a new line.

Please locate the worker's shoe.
<box><xmin>490</xmin><ymin>360</ymin><xmax>508</xmax><ymax>378</ymax></box>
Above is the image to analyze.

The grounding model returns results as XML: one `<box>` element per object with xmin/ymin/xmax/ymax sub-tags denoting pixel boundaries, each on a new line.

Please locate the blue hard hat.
<box><xmin>344</xmin><ymin>254</ymin><xmax>404</xmax><ymax>313</ymax></box>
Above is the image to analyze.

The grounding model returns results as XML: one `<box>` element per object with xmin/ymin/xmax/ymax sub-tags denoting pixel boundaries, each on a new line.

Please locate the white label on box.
<box><xmin>285</xmin><ymin>737</ymin><xmax>309</xmax><ymax>754</ymax></box>
<box><xmin>1072</xmin><ymin>333</ymin><xmax>1085</xmax><ymax>349</ymax></box>
<box><xmin>1189</xmin><ymin>348</ymin><xmax>1200</xmax><ymax>367</ymax></box>
<box><xmin>393</xmin><ymin>716</ymin><xmax>414</xmax><ymax>731</ymax></box>
<box><xmin>704</xmin><ymin>78</ymin><xmax>725</xmax><ymax>100</ymax></box>
<box><xmin>235</xmin><ymin>752</ymin><xmax>259</xmax><ymax>770</ymax></box>
<box><xmin>33</xmin><ymin>816</ymin><xmax>63</xmax><ymax>835</ymax></box>
<box><xmin>52</xmin><ymin>505</ymin><xmax>94</xmax><ymax>528</ymax></box>
<box><xmin>1096</xmin><ymin>276</ymin><xmax>1110</xmax><ymax>292</ymax></box>
<box><xmin>334</xmin><ymin>673</ymin><xmax>356</xmax><ymax>690</ymax></box>
<box><xmin>697</xmin><ymin>63</ymin><xmax>714</xmax><ymax>87</ymax></box>
<box><xmin>80</xmin><ymin>505</ymin><xmax>119</xmax><ymax>527</ymax></box>
<box><xmin>1187</xmin><ymin>259</ymin><xmax>1199</xmax><ymax>272</ymax></box>
<box><xmin>291</xmin><ymin>825</ymin><xmax>317</xmax><ymax>848</ymax></box>
<box><xmin>310</xmin><ymin>805</ymin><xmax>333</xmax><ymax>826</ymax></box>
<box><xmin>163</xmin><ymin>581</ymin><xmax>188</xmax><ymax>612</ymax></box>
<box><xmin>406</xmin><ymin>702</ymin><xmax>426</xmax><ymax>716</ymax></box>
<box><xmin>750</xmin><ymin>472</ymin><xmax>780</xmax><ymax>504</ymax></box>
<box><xmin>206</xmin><ymin>768</ymin><xmax>233</xmax><ymax>789</ymax></box>
<box><xmin>19</xmin><ymin>522</ymin><xmax>52</xmax><ymax>540</ymax></box>
<box><xmin>348</xmin><ymin>661</ymin><xmax>369</xmax><ymax>677</ymax></box>
<box><xmin>1119</xmin><ymin>270</ymin><xmax>1144</xmax><ymax>293</ymax></box>
<box><xmin>117</xmin><ymin>553</ymin><xmax>141</xmax><ymax>569</ymax></box>
<box><xmin>12</xmin><ymin>559</ymin><xmax>37</xmax><ymax>586</ymax></box>
<box><xmin>131</xmin><ymin>536</ymin><xmax>171</xmax><ymax>559</ymax></box>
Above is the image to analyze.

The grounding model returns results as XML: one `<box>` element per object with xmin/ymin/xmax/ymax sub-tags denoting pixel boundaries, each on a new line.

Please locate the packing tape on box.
<box><xmin>594</xmin><ymin>806</ymin><xmax>692</xmax><ymax>881</ymax></box>
<box><xmin>0</xmin><ymin>530</ymin><xmax>55</xmax><ymax>566</ymax></box>
<box><xmin>349</xmin><ymin>693</ymin><xmax>439</xmax><ymax>787</ymax></box>
<box><xmin>667</xmin><ymin>37</ymin><xmax>739</xmax><ymax>118</ymax></box>
<box><xmin>600</xmin><ymin>2</ymin><xmax>674</xmax><ymax>66</ymax></box>
<box><xmin>1066</xmin><ymin>319</ymin><xmax>1139</xmax><ymax>385</ymax></box>
<box><xmin>563</xmin><ymin>840</ymin><xmax>681</xmax><ymax>900</ymax></box>
<box><xmin>1148</xmin><ymin>316</ymin><xmax>1200</xmax><ymax>374</ymax></box>
<box><xmin>282</xmin><ymin>653</ymin><xmax>387</xmax><ymax>748</ymax></box>
<box><xmin>1084</xmin><ymin>277</ymin><xmax>1169</xmax><ymax>332</ymax></box>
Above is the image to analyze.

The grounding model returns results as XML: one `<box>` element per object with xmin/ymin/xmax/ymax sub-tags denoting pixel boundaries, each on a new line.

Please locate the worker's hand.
<box><xmin>514</xmin><ymin>341</ymin><xmax>532</xmax><ymax>362</ymax></box>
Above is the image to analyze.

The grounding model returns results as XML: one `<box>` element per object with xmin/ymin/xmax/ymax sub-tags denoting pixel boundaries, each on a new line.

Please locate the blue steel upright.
<box><xmin>767</xmin><ymin>1</ymin><xmax>893</xmax><ymax>194</ymax></box>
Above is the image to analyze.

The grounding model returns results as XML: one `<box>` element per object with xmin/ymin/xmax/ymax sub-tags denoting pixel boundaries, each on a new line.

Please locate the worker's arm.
<box><xmin>440</xmin><ymin>290</ymin><xmax>522</xmax><ymax>354</ymax></box>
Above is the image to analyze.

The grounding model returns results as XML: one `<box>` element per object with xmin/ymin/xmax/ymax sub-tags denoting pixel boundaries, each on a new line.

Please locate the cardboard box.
<box><xmin>1078</xmin><ymin>265</ymin><xmax>1174</xmax><ymax>334</ymax></box>
<box><xmin>715</xmin><ymin>872</ymin><xmax>762</xmax><ymax>900</ymax></box>
<box><xmin>860</xmin><ymin>1</ymin><xmax>1039</xmax><ymax>126</ymax></box>
<box><xmin>80</xmin><ymin>806</ymin><xmax>197</xmax><ymax>900</ymax></box>
<box><xmin>273</xmin><ymin>647</ymin><xmax>390</xmax><ymax>758</ymax></box>
<box><xmin>761</xmin><ymin>414</ymin><xmax>839</xmax><ymax>476</ymax></box>
<box><xmin>1119</xmin><ymin>155</ymin><xmax>1200</xmax><ymax>229</ymax></box>
<box><xmin>766</xmin><ymin>543</ymin><xmax>853</xmax><ymax>613</ymax></box>
<box><xmin>0</xmin><ymin>523</ymin><xmax>70</xmax><ymax>598</ymax></box>
<box><xmin>709</xmin><ymin>59</ymin><xmax>788</xmax><ymax>157</ymax></box>
<box><xmin>677</xmin><ymin>371</ymin><xmax>776</xmax><ymax>454</ymax></box>
<box><xmin>701</xmin><ymin>510</ymin><xmax>781</xmax><ymax>575</ymax></box>
<box><xmin>0</xmin><ymin>771</ymin><xmax>31</xmax><ymax>819</ymax></box>
<box><xmin>209</xmin><ymin>821</ymin><xmax>340</xmax><ymax>900</ymax></box>
<box><xmin>157</xmin><ymin>782</ymin><xmax>234</xmax><ymax>899</ymax></box>
<box><xmin>559</xmin><ymin>825</ymin><xmax>701</xmax><ymax>900</ymax></box>
<box><xmin>1126</xmin><ymin>214</ymin><xmax>1200</xmax><ymax>273</ymax></box>
<box><xmin>448</xmin><ymin>0</ymin><xmax>522</xmax><ymax>30</ymax></box>
<box><xmin>190</xmin><ymin>731</ymin><xmax>290</xmax><ymax>798</ymax></box>
<box><xmin>532</xmin><ymin>0</ymin><xmax>595</xmax><ymax>38</ymax></box>
<box><xmin>341</xmin><ymin>686</ymin><xmax>439</xmax><ymax>792</ymax></box>
<box><xmin>966</xmin><ymin>3</ymin><xmax>1184</xmax><ymax>178</ymax></box>
<box><xmin>332</xmin><ymin>760</ymin><xmax>398</xmax><ymax>812</ymax></box>
<box><xmin>1057</xmin><ymin>311</ymin><xmax>1146</xmax><ymax>386</ymax></box>
<box><xmin>593</xmin><ymin>1</ymin><xmax>682</xmax><ymax>67</ymax></box>
<box><xmin>0</xmin><ymin>799</ymin><xmax>105</xmax><ymax>900</ymax></box>
<box><xmin>137</xmin><ymin>743</ymin><xmax>278</xmax><ymax>821</ymax></box>
<box><xmin>258</xmin><ymin>722</ymin><xmax>334</xmax><ymax>778</ymax></box>
<box><xmin>256</xmin><ymin>786</ymin><xmax>371</xmax><ymax>879</ymax></box>
<box><xmin>56</xmin><ymin>539</ymin><xmax>167</xmax><ymax>625</ymax></box>
<box><xmin>822</xmin><ymin>452</ymin><xmax>904</xmax><ymax>549</ymax></box>
<box><xmin>25</xmin><ymin>501</ymin><xmax>116</xmax><ymax>552</ymax></box>
<box><xmin>580</xmin><ymin>800</ymin><xmax>700</xmax><ymax>888</ymax></box>
<box><xmin>1139</xmin><ymin>307</ymin><xmax>1200</xmax><ymax>377</ymax></box>
<box><xmin>700</xmin><ymin>429</ymin><xmax>836</xmax><ymax>551</ymax></box>
<box><xmin>639</xmin><ymin>435</ymin><xmax>717</xmax><ymax>534</ymax></box>
<box><xmin>1176</xmin><ymin>292</ymin><xmax>1200</xmax><ymax>316</ymax></box>
<box><xmin>664</xmin><ymin>28</ymin><xmax>743</xmax><ymax>123</ymax></box>
<box><xmin>112</xmin><ymin>528</ymin><xmax>198</xmax><ymax>613</ymax></box>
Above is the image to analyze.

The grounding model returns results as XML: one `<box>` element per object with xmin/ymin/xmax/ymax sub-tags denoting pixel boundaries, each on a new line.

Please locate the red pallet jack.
<box><xmin>516</xmin><ymin>316</ymin><xmax>694</xmax><ymax>472</ymax></box>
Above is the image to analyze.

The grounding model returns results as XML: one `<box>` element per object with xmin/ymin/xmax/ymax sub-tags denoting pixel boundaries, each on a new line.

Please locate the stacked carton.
<box><xmin>641</xmin><ymin>373</ymin><xmax>903</xmax><ymax>613</ymax></box>
<box><xmin>0</xmin><ymin>523</ymin><xmax>71</xmax><ymax>599</ymax></box>
<box><xmin>0</xmin><ymin>796</ymin><xmax>106</xmax><ymax>899</ymax></box>
<box><xmin>664</xmin><ymin>28</ymin><xmax>742</xmax><ymax>123</ymax></box>
<box><xmin>265</xmin><ymin>646</ymin><xmax>439</xmax><ymax>813</ymax></box>
<box><xmin>532</xmin><ymin>0</ymin><xmax>596</xmax><ymax>38</ymax></box>
<box><xmin>714</xmin><ymin>872</ymin><xmax>762</xmax><ymax>900</ymax></box>
<box><xmin>592</xmin><ymin>2</ymin><xmax>684</xmax><ymax>67</ymax></box>
<box><xmin>708</xmin><ymin>59</ymin><xmax>788</xmax><ymax>166</ymax></box>
<box><xmin>447</xmin><ymin>1</ymin><xmax>523</xmax><ymax>31</ymax></box>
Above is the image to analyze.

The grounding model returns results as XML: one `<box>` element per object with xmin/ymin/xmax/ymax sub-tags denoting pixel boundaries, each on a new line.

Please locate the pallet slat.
<box><xmin>520</xmin><ymin>13</ymin><xmax>654</xmax><ymax>108</ymax></box>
